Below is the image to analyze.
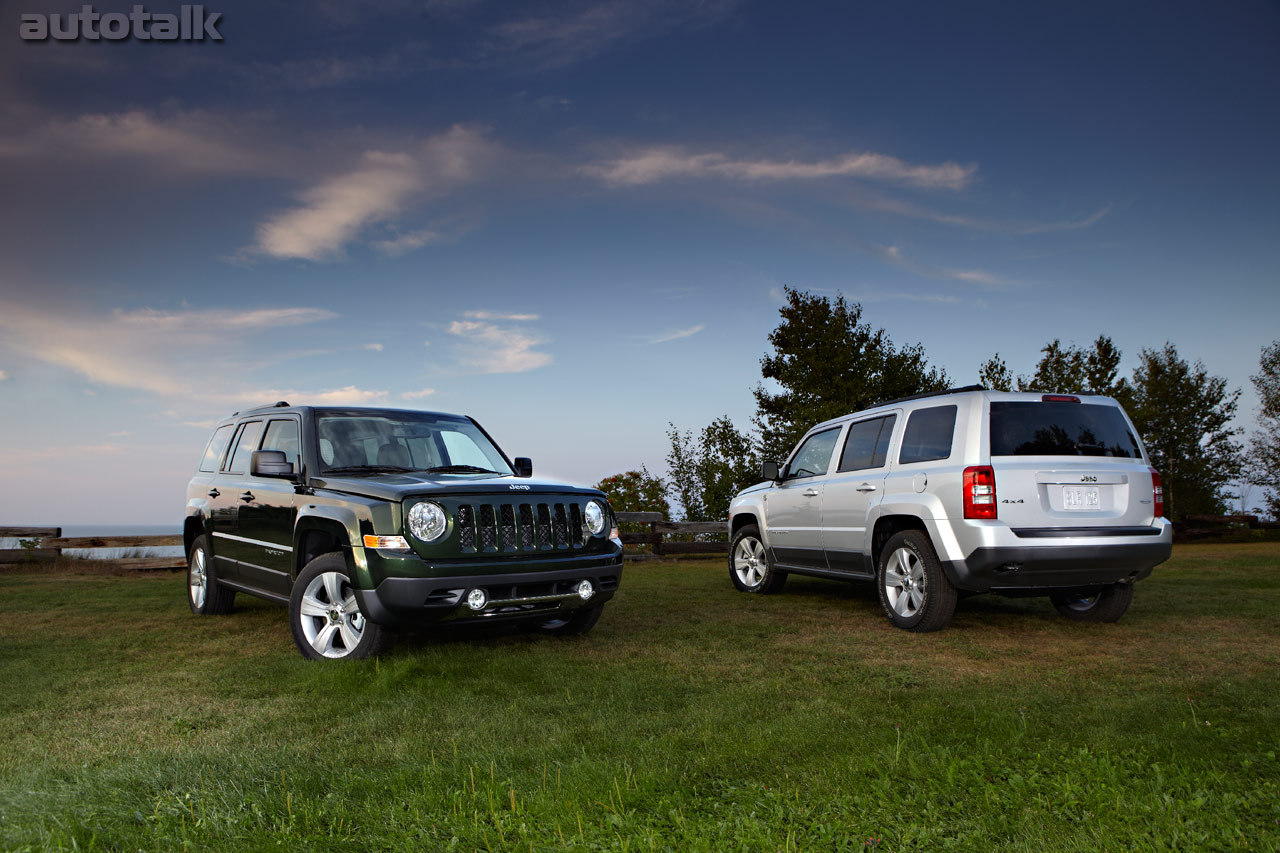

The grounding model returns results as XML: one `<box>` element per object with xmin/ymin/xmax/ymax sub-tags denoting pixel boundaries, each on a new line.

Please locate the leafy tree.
<box><xmin>1128</xmin><ymin>343</ymin><xmax>1243</xmax><ymax>520</ymax></box>
<box><xmin>1017</xmin><ymin>336</ymin><xmax>1130</xmax><ymax>401</ymax></box>
<box><xmin>1246</xmin><ymin>341</ymin><xmax>1280</xmax><ymax>519</ymax></box>
<box><xmin>978</xmin><ymin>353</ymin><xmax>1014</xmax><ymax>391</ymax></box>
<box><xmin>753</xmin><ymin>287</ymin><xmax>948</xmax><ymax>461</ymax></box>
<box><xmin>594</xmin><ymin>467</ymin><xmax>671</xmax><ymax>524</ymax></box>
<box><xmin>665</xmin><ymin>417</ymin><xmax>760</xmax><ymax>521</ymax></box>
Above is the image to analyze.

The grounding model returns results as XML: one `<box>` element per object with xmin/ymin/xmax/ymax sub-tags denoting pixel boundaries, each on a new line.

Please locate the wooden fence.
<box><xmin>614</xmin><ymin>512</ymin><xmax>728</xmax><ymax>559</ymax></box>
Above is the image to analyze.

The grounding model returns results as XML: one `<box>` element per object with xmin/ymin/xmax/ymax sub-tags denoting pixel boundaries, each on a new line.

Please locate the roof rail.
<box><xmin>237</xmin><ymin>401</ymin><xmax>292</xmax><ymax>415</ymax></box>
<box><xmin>877</xmin><ymin>384</ymin><xmax>985</xmax><ymax>407</ymax></box>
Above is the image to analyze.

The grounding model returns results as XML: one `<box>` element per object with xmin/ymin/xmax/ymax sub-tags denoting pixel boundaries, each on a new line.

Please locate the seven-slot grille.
<box><xmin>451</xmin><ymin>500</ymin><xmax>591</xmax><ymax>554</ymax></box>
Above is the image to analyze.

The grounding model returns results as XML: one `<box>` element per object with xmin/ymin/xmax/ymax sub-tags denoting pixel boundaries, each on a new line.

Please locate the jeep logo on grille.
<box><xmin>509</xmin><ymin>484</ymin><xmax>531</xmax><ymax>490</ymax></box>
<box><xmin>1080</xmin><ymin>475</ymin><xmax>1097</xmax><ymax>482</ymax></box>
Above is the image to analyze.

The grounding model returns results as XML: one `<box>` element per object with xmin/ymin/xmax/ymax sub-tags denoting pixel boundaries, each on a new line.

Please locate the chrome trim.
<box><xmin>212</xmin><ymin>531</ymin><xmax>294</xmax><ymax>552</ymax></box>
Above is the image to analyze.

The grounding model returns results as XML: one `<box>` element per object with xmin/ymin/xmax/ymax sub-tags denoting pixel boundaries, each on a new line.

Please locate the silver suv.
<box><xmin>726</xmin><ymin>387</ymin><xmax>1173</xmax><ymax>631</ymax></box>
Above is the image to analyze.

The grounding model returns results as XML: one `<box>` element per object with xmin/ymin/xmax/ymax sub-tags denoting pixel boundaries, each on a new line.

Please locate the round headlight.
<box><xmin>408</xmin><ymin>501</ymin><xmax>448</xmax><ymax>542</ymax></box>
<box><xmin>584</xmin><ymin>500</ymin><xmax>606</xmax><ymax>536</ymax></box>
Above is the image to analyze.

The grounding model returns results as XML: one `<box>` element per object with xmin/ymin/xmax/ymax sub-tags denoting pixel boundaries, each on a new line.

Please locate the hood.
<box><xmin>309</xmin><ymin>471</ymin><xmax>605</xmax><ymax>503</ymax></box>
<box><xmin>733</xmin><ymin>481</ymin><xmax>773</xmax><ymax>499</ymax></box>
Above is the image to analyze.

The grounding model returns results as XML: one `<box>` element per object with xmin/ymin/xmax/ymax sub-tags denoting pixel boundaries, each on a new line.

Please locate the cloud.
<box><xmin>182</xmin><ymin>420</ymin><xmax>220</xmax><ymax>429</ymax></box>
<box><xmin>0</xmin><ymin>370</ymin><xmax>7</xmax><ymax>380</ymax></box>
<box><xmin>848</xmin><ymin>193</ymin><xmax>1112</xmax><ymax>234</ymax></box>
<box><xmin>288</xmin><ymin>386</ymin><xmax>389</xmax><ymax>405</ymax></box>
<box><xmin>462</xmin><ymin>310</ymin><xmax>541</xmax><ymax>321</ymax></box>
<box><xmin>372</xmin><ymin>228</ymin><xmax>444</xmax><ymax>255</ymax></box>
<box><xmin>401</xmin><ymin>388</ymin><xmax>437</xmax><ymax>400</ymax></box>
<box><xmin>447</xmin><ymin>318</ymin><xmax>552</xmax><ymax>373</ymax></box>
<box><xmin>251</xmin><ymin>125</ymin><xmax>497</xmax><ymax>261</ymax></box>
<box><xmin>585</xmin><ymin>146</ymin><xmax>975</xmax><ymax>190</ymax></box>
<box><xmin>364</xmin><ymin>343</ymin><xmax>384</xmax><ymax>351</ymax></box>
<box><xmin>649</xmin><ymin>324</ymin><xmax>704</xmax><ymax>343</ymax></box>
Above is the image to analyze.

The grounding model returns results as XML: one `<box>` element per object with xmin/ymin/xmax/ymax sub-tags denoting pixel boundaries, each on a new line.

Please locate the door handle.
<box><xmin>803</xmin><ymin>489</ymin><xmax>820</xmax><ymax>497</ymax></box>
<box><xmin>240</xmin><ymin>491</ymin><xmax>255</xmax><ymax>503</ymax></box>
<box><xmin>856</xmin><ymin>483</ymin><xmax>878</xmax><ymax>492</ymax></box>
<box><xmin>207</xmin><ymin>488</ymin><xmax>220</xmax><ymax>498</ymax></box>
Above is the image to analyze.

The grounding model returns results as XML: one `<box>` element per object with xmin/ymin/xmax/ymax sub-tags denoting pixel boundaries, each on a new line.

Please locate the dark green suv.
<box><xmin>184</xmin><ymin>404</ymin><xmax>624</xmax><ymax>659</ymax></box>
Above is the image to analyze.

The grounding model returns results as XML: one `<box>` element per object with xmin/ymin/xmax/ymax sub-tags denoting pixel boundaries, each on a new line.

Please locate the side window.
<box><xmin>442</xmin><ymin>432</ymin><xmax>492</xmax><ymax>468</ymax></box>
<box><xmin>898</xmin><ymin>405</ymin><xmax>957</xmax><ymax>465</ymax></box>
<box><xmin>198</xmin><ymin>425</ymin><xmax>234</xmax><ymax>473</ymax></box>
<box><xmin>224</xmin><ymin>421</ymin><xmax>265</xmax><ymax>475</ymax></box>
<box><xmin>784</xmin><ymin>428</ymin><xmax>841</xmax><ymax>479</ymax></box>
<box><xmin>838</xmin><ymin>415</ymin><xmax>897</xmax><ymax>472</ymax></box>
<box><xmin>260</xmin><ymin>419</ymin><xmax>300</xmax><ymax>471</ymax></box>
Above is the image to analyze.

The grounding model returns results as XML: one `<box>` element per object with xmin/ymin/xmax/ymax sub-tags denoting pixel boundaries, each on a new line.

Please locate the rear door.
<box><xmin>821</xmin><ymin>413</ymin><xmax>897</xmax><ymax>575</ymax></box>
<box><xmin>209</xmin><ymin>419</ymin><xmax>264</xmax><ymax>580</ymax></box>
<box><xmin>235</xmin><ymin>416</ymin><xmax>301</xmax><ymax>594</ymax></box>
<box><xmin>765</xmin><ymin>426</ymin><xmax>842</xmax><ymax>570</ymax></box>
<box><xmin>987</xmin><ymin>398</ymin><xmax>1157</xmax><ymax>531</ymax></box>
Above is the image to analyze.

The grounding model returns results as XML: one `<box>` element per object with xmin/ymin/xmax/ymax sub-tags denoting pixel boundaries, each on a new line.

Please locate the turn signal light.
<box><xmin>1149</xmin><ymin>468</ymin><xmax>1164</xmax><ymax>518</ymax></box>
<box><xmin>963</xmin><ymin>466</ymin><xmax>997</xmax><ymax>519</ymax></box>
<box><xmin>363</xmin><ymin>535</ymin><xmax>410</xmax><ymax>550</ymax></box>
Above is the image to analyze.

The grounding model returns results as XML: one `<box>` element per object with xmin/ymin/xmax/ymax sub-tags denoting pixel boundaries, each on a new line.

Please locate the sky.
<box><xmin>1</xmin><ymin>0</ymin><xmax>1278</xmax><ymax>524</ymax></box>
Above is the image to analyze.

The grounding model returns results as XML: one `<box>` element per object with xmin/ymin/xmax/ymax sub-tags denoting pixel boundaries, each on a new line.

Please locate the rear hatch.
<box><xmin>986</xmin><ymin>397</ymin><xmax>1159</xmax><ymax>532</ymax></box>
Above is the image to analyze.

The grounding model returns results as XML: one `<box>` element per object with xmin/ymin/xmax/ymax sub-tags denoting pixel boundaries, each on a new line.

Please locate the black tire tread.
<box><xmin>188</xmin><ymin>534</ymin><xmax>235</xmax><ymax>615</ymax></box>
<box><xmin>289</xmin><ymin>553</ymin><xmax>394</xmax><ymax>660</ymax></box>
<box><xmin>728</xmin><ymin>524</ymin><xmax>787</xmax><ymax>594</ymax></box>
<box><xmin>1050</xmin><ymin>584</ymin><xmax>1134</xmax><ymax>622</ymax></box>
<box><xmin>877</xmin><ymin>530</ymin><xmax>957</xmax><ymax>632</ymax></box>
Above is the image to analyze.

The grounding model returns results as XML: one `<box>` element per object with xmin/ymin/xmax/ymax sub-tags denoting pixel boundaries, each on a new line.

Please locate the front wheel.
<box><xmin>877</xmin><ymin>530</ymin><xmax>957</xmax><ymax>632</ymax></box>
<box><xmin>1050</xmin><ymin>584</ymin><xmax>1134</xmax><ymax>622</ymax></box>
<box><xmin>289</xmin><ymin>554</ymin><xmax>393</xmax><ymax>660</ymax></box>
<box><xmin>729</xmin><ymin>524</ymin><xmax>787</xmax><ymax>593</ymax></box>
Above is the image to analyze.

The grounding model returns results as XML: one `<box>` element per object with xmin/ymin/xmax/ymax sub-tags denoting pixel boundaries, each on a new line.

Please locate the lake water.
<box><xmin>1</xmin><ymin>524</ymin><xmax>184</xmax><ymax>560</ymax></box>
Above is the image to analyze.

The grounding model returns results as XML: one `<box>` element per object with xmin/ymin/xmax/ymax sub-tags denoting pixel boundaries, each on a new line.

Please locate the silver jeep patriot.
<box><xmin>727</xmin><ymin>387</ymin><xmax>1173</xmax><ymax>631</ymax></box>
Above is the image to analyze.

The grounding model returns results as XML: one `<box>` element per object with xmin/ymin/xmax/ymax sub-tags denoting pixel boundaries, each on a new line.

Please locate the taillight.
<box><xmin>1149</xmin><ymin>467</ymin><xmax>1163</xmax><ymax>518</ymax></box>
<box><xmin>963</xmin><ymin>466</ymin><xmax>997</xmax><ymax>519</ymax></box>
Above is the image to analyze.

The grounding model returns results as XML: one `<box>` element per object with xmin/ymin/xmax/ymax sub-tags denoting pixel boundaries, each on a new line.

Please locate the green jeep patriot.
<box><xmin>184</xmin><ymin>404</ymin><xmax>624</xmax><ymax>659</ymax></box>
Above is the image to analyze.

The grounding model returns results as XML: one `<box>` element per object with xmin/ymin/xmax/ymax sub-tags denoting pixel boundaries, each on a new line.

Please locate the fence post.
<box><xmin>650</xmin><ymin>520</ymin><xmax>664</xmax><ymax>557</ymax></box>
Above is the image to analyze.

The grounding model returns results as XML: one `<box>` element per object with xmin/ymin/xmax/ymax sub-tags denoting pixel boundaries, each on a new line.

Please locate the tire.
<box><xmin>536</xmin><ymin>603</ymin><xmax>605</xmax><ymax>636</ymax></box>
<box><xmin>876</xmin><ymin>530</ymin><xmax>957</xmax><ymax>632</ymax></box>
<box><xmin>289</xmin><ymin>553</ymin><xmax>393</xmax><ymax>660</ymax></box>
<box><xmin>187</xmin><ymin>535</ymin><xmax>235</xmax><ymax>615</ymax></box>
<box><xmin>1050</xmin><ymin>584</ymin><xmax>1134</xmax><ymax>622</ymax></box>
<box><xmin>729</xmin><ymin>524</ymin><xmax>788</xmax><ymax>594</ymax></box>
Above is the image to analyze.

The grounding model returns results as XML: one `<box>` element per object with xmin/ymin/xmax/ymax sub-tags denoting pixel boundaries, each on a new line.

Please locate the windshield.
<box><xmin>989</xmin><ymin>401</ymin><xmax>1143</xmax><ymax>458</ymax></box>
<box><xmin>315</xmin><ymin>412</ymin><xmax>513</xmax><ymax>475</ymax></box>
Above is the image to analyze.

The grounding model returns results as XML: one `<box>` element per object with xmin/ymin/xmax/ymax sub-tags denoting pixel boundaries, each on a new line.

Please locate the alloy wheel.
<box><xmin>883</xmin><ymin>546</ymin><xmax>926</xmax><ymax>618</ymax></box>
<box><xmin>189</xmin><ymin>547</ymin><xmax>207</xmax><ymax>609</ymax></box>
<box><xmin>733</xmin><ymin>537</ymin><xmax>767</xmax><ymax>587</ymax></box>
<box><xmin>298</xmin><ymin>570</ymin><xmax>365</xmax><ymax>658</ymax></box>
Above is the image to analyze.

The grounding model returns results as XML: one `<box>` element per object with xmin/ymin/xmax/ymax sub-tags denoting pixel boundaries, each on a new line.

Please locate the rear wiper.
<box><xmin>423</xmin><ymin>465</ymin><xmax>501</xmax><ymax>474</ymax></box>
<box><xmin>323</xmin><ymin>465</ymin><xmax>416</xmax><ymax>474</ymax></box>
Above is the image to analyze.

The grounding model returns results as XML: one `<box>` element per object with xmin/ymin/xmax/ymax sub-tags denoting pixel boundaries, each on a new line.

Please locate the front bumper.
<box><xmin>354</xmin><ymin>559</ymin><xmax>624</xmax><ymax>626</ymax></box>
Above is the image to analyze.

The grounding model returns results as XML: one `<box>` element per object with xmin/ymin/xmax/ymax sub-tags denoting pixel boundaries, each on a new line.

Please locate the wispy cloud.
<box><xmin>462</xmin><ymin>310</ymin><xmax>541</xmax><ymax>321</ymax></box>
<box><xmin>364</xmin><ymin>343</ymin><xmax>384</xmax><ymax>351</ymax></box>
<box><xmin>585</xmin><ymin>146</ymin><xmax>975</xmax><ymax>190</ymax></box>
<box><xmin>251</xmin><ymin>125</ymin><xmax>497</xmax><ymax>261</ymax></box>
<box><xmin>0</xmin><ymin>369</ymin><xmax>7</xmax><ymax>381</ymax></box>
<box><xmin>401</xmin><ymin>388</ymin><xmax>437</xmax><ymax>400</ymax></box>
<box><xmin>649</xmin><ymin>324</ymin><xmax>704</xmax><ymax>343</ymax></box>
<box><xmin>848</xmin><ymin>193</ymin><xmax>1112</xmax><ymax>234</ymax></box>
<box><xmin>447</xmin><ymin>316</ymin><xmax>552</xmax><ymax>373</ymax></box>
<box><xmin>372</xmin><ymin>228</ymin><xmax>445</xmax><ymax>255</ymax></box>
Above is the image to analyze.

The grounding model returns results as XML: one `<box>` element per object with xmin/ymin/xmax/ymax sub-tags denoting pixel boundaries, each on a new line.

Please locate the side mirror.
<box><xmin>252</xmin><ymin>450</ymin><xmax>295</xmax><ymax>479</ymax></box>
<box><xmin>513</xmin><ymin>457</ymin><xmax>533</xmax><ymax>478</ymax></box>
<box><xmin>761</xmin><ymin>461</ymin><xmax>781</xmax><ymax>481</ymax></box>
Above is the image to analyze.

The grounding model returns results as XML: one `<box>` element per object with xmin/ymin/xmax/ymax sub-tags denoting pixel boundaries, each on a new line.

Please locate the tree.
<box><xmin>1017</xmin><ymin>336</ymin><xmax>1130</xmax><ymax>401</ymax></box>
<box><xmin>753</xmin><ymin>287</ymin><xmax>948</xmax><ymax>461</ymax></box>
<box><xmin>666</xmin><ymin>416</ymin><xmax>760</xmax><ymax>520</ymax></box>
<box><xmin>594</xmin><ymin>467</ymin><xmax>671</xmax><ymax>523</ymax></box>
<box><xmin>978</xmin><ymin>353</ymin><xmax>1014</xmax><ymax>391</ymax></box>
<box><xmin>1247</xmin><ymin>341</ymin><xmax>1280</xmax><ymax>519</ymax></box>
<box><xmin>1128</xmin><ymin>343</ymin><xmax>1243</xmax><ymax>521</ymax></box>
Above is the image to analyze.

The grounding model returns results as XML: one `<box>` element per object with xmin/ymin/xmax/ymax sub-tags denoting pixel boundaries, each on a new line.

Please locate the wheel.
<box><xmin>729</xmin><ymin>524</ymin><xmax>788</xmax><ymax>593</ymax></box>
<box><xmin>289</xmin><ymin>553</ymin><xmax>393</xmax><ymax>660</ymax></box>
<box><xmin>877</xmin><ymin>530</ymin><xmax>957</xmax><ymax>632</ymax></box>
<box><xmin>536</xmin><ymin>603</ymin><xmax>605</xmax><ymax>636</ymax></box>
<box><xmin>187</xmin><ymin>535</ymin><xmax>235</xmax><ymax>615</ymax></box>
<box><xmin>1050</xmin><ymin>584</ymin><xmax>1134</xmax><ymax>622</ymax></box>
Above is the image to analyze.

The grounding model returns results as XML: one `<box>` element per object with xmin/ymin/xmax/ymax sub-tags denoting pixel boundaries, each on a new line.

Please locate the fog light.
<box><xmin>575</xmin><ymin>580</ymin><xmax>594</xmax><ymax>601</ymax></box>
<box><xmin>467</xmin><ymin>588</ymin><xmax>488</xmax><ymax>611</ymax></box>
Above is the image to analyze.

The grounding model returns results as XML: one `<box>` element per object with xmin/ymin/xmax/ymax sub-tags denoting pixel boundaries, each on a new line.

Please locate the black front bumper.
<box><xmin>944</xmin><ymin>541</ymin><xmax>1172</xmax><ymax>592</ymax></box>
<box><xmin>354</xmin><ymin>560</ymin><xmax>624</xmax><ymax>626</ymax></box>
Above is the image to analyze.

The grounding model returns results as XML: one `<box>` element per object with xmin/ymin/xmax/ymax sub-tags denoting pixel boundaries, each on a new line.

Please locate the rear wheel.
<box><xmin>877</xmin><ymin>530</ymin><xmax>957</xmax><ymax>632</ymax></box>
<box><xmin>729</xmin><ymin>524</ymin><xmax>787</xmax><ymax>593</ymax></box>
<box><xmin>187</xmin><ymin>535</ymin><xmax>235</xmax><ymax>615</ymax></box>
<box><xmin>289</xmin><ymin>553</ymin><xmax>393</xmax><ymax>660</ymax></box>
<box><xmin>1050</xmin><ymin>584</ymin><xmax>1134</xmax><ymax>622</ymax></box>
<box><xmin>536</xmin><ymin>603</ymin><xmax>605</xmax><ymax>636</ymax></box>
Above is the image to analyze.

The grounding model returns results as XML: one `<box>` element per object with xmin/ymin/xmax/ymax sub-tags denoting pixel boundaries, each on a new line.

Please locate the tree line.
<box><xmin>596</xmin><ymin>287</ymin><xmax>1279</xmax><ymax>524</ymax></box>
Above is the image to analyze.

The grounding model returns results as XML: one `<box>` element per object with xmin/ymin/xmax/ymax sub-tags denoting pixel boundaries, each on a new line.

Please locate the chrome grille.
<box><xmin>518</xmin><ymin>504</ymin><xmax>536</xmax><ymax>550</ymax></box>
<box><xmin>553</xmin><ymin>504</ymin><xmax>569</xmax><ymax>548</ymax></box>
<box><xmin>457</xmin><ymin>505</ymin><xmax>475</xmax><ymax>550</ymax></box>
<box><xmin>569</xmin><ymin>503</ymin><xmax>585</xmax><ymax>546</ymax></box>
<box><xmin>478</xmin><ymin>504</ymin><xmax>497</xmax><ymax>551</ymax></box>
<box><xmin>500</xmin><ymin>504</ymin><xmax>517</xmax><ymax>551</ymax></box>
<box><xmin>449</xmin><ymin>499</ymin><xmax>591</xmax><ymax>554</ymax></box>
<box><xmin>537</xmin><ymin>504</ymin><xmax>552</xmax><ymax>548</ymax></box>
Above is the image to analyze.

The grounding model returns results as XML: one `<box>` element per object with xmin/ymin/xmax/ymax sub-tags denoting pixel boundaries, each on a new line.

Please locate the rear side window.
<box><xmin>838</xmin><ymin>415</ymin><xmax>897</xmax><ymax>472</ymax></box>
<box><xmin>224</xmin><ymin>421</ymin><xmax>265</xmax><ymax>474</ymax></box>
<box><xmin>198</xmin><ymin>425</ymin><xmax>234</xmax><ymax>473</ymax></box>
<box><xmin>990</xmin><ymin>402</ymin><xmax>1143</xmax><ymax>458</ymax></box>
<box><xmin>898</xmin><ymin>405</ymin><xmax>957</xmax><ymax>465</ymax></box>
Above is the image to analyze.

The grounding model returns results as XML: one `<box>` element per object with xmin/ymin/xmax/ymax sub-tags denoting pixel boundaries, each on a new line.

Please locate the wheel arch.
<box><xmin>293</xmin><ymin>512</ymin><xmax>360</xmax><ymax>583</ymax></box>
<box><xmin>871</xmin><ymin>514</ymin><xmax>932</xmax><ymax>571</ymax></box>
<box><xmin>730</xmin><ymin>510</ymin><xmax>761</xmax><ymax>539</ymax></box>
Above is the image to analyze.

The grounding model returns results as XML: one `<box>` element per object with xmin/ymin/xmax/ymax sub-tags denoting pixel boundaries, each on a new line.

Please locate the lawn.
<box><xmin>1</xmin><ymin>543</ymin><xmax>1278</xmax><ymax>851</ymax></box>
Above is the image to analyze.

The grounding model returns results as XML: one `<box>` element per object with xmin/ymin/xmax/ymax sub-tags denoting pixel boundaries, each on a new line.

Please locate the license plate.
<box><xmin>1062</xmin><ymin>486</ymin><xmax>1100</xmax><ymax>510</ymax></box>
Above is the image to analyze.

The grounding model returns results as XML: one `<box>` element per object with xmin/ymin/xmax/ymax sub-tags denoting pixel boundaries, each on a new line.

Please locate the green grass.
<box><xmin>1</xmin><ymin>544</ymin><xmax>1279</xmax><ymax>851</ymax></box>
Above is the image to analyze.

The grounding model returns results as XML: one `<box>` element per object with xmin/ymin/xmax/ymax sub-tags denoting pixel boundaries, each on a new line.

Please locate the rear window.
<box><xmin>838</xmin><ymin>415</ymin><xmax>896</xmax><ymax>472</ymax></box>
<box><xmin>990</xmin><ymin>401</ymin><xmax>1142</xmax><ymax>458</ymax></box>
<box><xmin>899</xmin><ymin>405</ymin><xmax>957</xmax><ymax>465</ymax></box>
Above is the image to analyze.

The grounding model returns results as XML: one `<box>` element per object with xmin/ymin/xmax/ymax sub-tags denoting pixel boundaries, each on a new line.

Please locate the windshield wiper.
<box><xmin>423</xmin><ymin>464</ymin><xmax>502</xmax><ymax>474</ymax></box>
<box><xmin>323</xmin><ymin>465</ymin><xmax>416</xmax><ymax>474</ymax></box>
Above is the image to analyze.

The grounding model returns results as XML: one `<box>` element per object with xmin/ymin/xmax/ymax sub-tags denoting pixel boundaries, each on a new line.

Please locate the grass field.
<box><xmin>1</xmin><ymin>543</ymin><xmax>1278</xmax><ymax>851</ymax></box>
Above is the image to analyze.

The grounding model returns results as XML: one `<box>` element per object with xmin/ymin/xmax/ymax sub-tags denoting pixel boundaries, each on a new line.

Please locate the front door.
<box><xmin>765</xmin><ymin>426</ymin><xmax>842</xmax><ymax>570</ymax></box>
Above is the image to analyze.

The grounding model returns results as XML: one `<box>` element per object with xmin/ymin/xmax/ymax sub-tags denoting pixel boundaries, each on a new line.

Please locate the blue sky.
<box><xmin>1</xmin><ymin>0</ymin><xmax>1277</xmax><ymax>524</ymax></box>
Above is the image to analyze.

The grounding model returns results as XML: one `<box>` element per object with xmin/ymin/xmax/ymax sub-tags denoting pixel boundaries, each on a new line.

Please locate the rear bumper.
<box><xmin>354</xmin><ymin>559</ymin><xmax>623</xmax><ymax>626</ymax></box>
<box><xmin>943</xmin><ymin>539</ymin><xmax>1172</xmax><ymax>592</ymax></box>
